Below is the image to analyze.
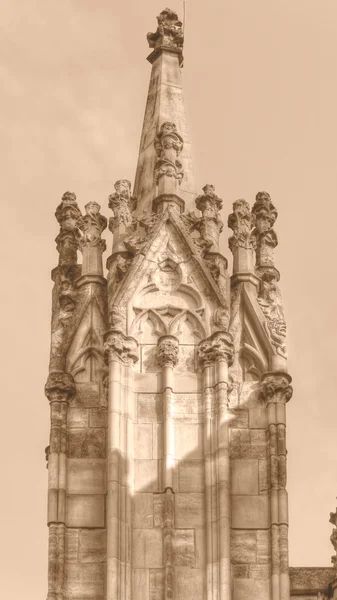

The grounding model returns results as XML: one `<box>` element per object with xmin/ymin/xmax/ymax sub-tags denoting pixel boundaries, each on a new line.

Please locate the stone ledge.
<box><xmin>290</xmin><ymin>567</ymin><xmax>334</xmax><ymax>595</ymax></box>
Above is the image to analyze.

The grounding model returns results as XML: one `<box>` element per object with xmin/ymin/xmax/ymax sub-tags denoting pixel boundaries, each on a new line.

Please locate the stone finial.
<box><xmin>193</xmin><ymin>185</ymin><xmax>224</xmax><ymax>252</ymax></box>
<box><xmin>55</xmin><ymin>192</ymin><xmax>82</xmax><ymax>266</ymax></box>
<box><xmin>154</xmin><ymin>122</ymin><xmax>184</xmax><ymax>193</ymax></box>
<box><xmin>251</xmin><ymin>191</ymin><xmax>278</xmax><ymax>267</ymax></box>
<box><xmin>197</xmin><ymin>331</ymin><xmax>234</xmax><ymax>368</ymax></box>
<box><xmin>147</xmin><ymin>8</ymin><xmax>184</xmax><ymax>56</ymax></box>
<box><xmin>108</xmin><ymin>180</ymin><xmax>137</xmax><ymax>233</ymax></box>
<box><xmin>259</xmin><ymin>372</ymin><xmax>293</xmax><ymax>404</ymax></box>
<box><xmin>45</xmin><ymin>371</ymin><xmax>76</xmax><ymax>402</ymax></box>
<box><xmin>228</xmin><ymin>198</ymin><xmax>255</xmax><ymax>253</ymax></box>
<box><xmin>158</xmin><ymin>336</ymin><xmax>179</xmax><ymax>368</ymax></box>
<box><xmin>104</xmin><ymin>331</ymin><xmax>138</xmax><ymax>365</ymax></box>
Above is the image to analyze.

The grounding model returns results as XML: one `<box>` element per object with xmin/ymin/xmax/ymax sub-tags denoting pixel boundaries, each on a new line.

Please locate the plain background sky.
<box><xmin>1</xmin><ymin>0</ymin><xmax>337</xmax><ymax>597</ymax></box>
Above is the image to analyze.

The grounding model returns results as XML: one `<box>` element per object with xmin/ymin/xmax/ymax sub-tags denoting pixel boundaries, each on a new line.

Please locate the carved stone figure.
<box><xmin>259</xmin><ymin>372</ymin><xmax>293</xmax><ymax>403</ymax></box>
<box><xmin>78</xmin><ymin>201</ymin><xmax>107</xmax><ymax>251</ymax></box>
<box><xmin>154</xmin><ymin>121</ymin><xmax>184</xmax><ymax>187</ymax></box>
<box><xmin>55</xmin><ymin>191</ymin><xmax>82</xmax><ymax>266</ymax></box>
<box><xmin>212</xmin><ymin>307</ymin><xmax>230</xmax><ymax>331</ymax></box>
<box><xmin>147</xmin><ymin>8</ymin><xmax>184</xmax><ymax>52</ymax></box>
<box><xmin>104</xmin><ymin>331</ymin><xmax>138</xmax><ymax>364</ymax></box>
<box><xmin>258</xmin><ymin>269</ymin><xmax>287</xmax><ymax>358</ymax></box>
<box><xmin>193</xmin><ymin>184</ymin><xmax>224</xmax><ymax>251</ymax></box>
<box><xmin>228</xmin><ymin>198</ymin><xmax>255</xmax><ymax>252</ymax></box>
<box><xmin>251</xmin><ymin>191</ymin><xmax>278</xmax><ymax>267</ymax></box>
<box><xmin>157</xmin><ymin>336</ymin><xmax>179</xmax><ymax>368</ymax></box>
<box><xmin>108</xmin><ymin>179</ymin><xmax>136</xmax><ymax>232</ymax></box>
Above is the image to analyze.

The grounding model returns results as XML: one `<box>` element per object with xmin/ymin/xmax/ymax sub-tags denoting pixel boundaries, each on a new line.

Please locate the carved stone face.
<box><xmin>85</xmin><ymin>201</ymin><xmax>100</xmax><ymax>216</ymax></box>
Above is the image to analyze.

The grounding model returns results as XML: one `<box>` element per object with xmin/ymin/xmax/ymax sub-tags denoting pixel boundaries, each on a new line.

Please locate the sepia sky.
<box><xmin>1</xmin><ymin>0</ymin><xmax>337</xmax><ymax>597</ymax></box>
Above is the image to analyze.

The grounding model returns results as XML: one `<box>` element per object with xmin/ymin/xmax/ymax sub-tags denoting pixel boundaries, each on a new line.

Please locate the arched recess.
<box><xmin>169</xmin><ymin>310</ymin><xmax>206</xmax><ymax>343</ymax></box>
<box><xmin>69</xmin><ymin>345</ymin><xmax>105</xmax><ymax>383</ymax></box>
<box><xmin>240</xmin><ymin>345</ymin><xmax>264</xmax><ymax>381</ymax></box>
<box><xmin>130</xmin><ymin>309</ymin><xmax>167</xmax><ymax>343</ymax></box>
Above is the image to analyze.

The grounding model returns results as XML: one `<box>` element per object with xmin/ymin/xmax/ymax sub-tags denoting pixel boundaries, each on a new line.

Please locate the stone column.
<box><xmin>104</xmin><ymin>330</ymin><xmax>138</xmax><ymax>600</ymax></box>
<box><xmin>259</xmin><ymin>372</ymin><xmax>293</xmax><ymax>600</ymax></box>
<box><xmin>198</xmin><ymin>331</ymin><xmax>234</xmax><ymax>600</ymax></box>
<box><xmin>157</xmin><ymin>335</ymin><xmax>179</xmax><ymax>600</ymax></box>
<box><xmin>77</xmin><ymin>200</ymin><xmax>107</xmax><ymax>278</ymax></box>
<box><xmin>45</xmin><ymin>371</ymin><xmax>76</xmax><ymax>600</ymax></box>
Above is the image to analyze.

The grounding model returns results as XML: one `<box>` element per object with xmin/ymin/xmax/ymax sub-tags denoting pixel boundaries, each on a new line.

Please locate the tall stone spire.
<box><xmin>133</xmin><ymin>8</ymin><xmax>196</xmax><ymax>215</ymax></box>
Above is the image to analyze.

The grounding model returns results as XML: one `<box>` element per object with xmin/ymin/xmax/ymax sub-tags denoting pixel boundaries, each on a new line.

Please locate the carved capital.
<box><xmin>147</xmin><ymin>8</ymin><xmax>183</xmax><ymax>56</ymax></box>
<box><xmin>197</xmin><ymin>331</ymin><xmax>234</xmax><ymax>368</ymax></box>
<box><xmin>55</xmin><ymin>192</ymin><xmax>82</xmax><ymax>265</ymax></box>
<box><xmin>108</xmin><ymin>180</ymin><xmax>137</xmax><ymax>233</ymax></box>
<box><xmin>104</xmin><ymin>330</ymin><xmax>138</xmax><ymax>365</ymax></box>
<box><xmin>158</xmin><ymin>336</ymin><xmax>179</xmax><ymax>368</ymax></box>
<box><xmin>78</xmin><ymin>201</ymin><xmax>107</xmax><ymax>252</ymax></box>
<box><xmin>228</xmin><ymin>198</ymin><xmax>255</xmax><ymax>252</ymax></box>
<box><xmin>154</xmin><ymin>122</ymin><xmax>184</xmax><ymax>185</ymax></box>
<box><xmin>259</xmin><ymin>372</ymin><xmax>293</xmax><ymax>403</ymax></box>
<box><xmin>45</xmin><ymin>371</ymin><xmax>76</xmax><ymax>402</ymax></box>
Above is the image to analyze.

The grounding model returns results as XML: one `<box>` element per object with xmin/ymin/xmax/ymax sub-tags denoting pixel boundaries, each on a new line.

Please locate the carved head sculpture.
<box><xmin>147</xmin><ymin>8</ymin><xmax>184</xmax><ymax>51</ymax></box>
<box><xmin>85</xmin><ymin>201</ymin><xmax>101</xmax><ymax>217</ymax></box>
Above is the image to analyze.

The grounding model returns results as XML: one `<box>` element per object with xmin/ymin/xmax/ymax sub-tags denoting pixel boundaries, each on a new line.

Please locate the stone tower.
<box><xmin>45</xmin><ymin>8</ymin><xmax>295</xmax><ymax>600</ymax></box>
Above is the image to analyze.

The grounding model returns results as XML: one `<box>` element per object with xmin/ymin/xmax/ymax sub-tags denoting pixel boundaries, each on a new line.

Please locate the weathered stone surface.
<box><xmin>133</xmin><ymin>568</ymin><xmax>150</xmax><ymax>600</ymax></box>
<box><xmin>67</xmin><ymin>458</ymin><xmax>106</xmax><ymax>495</ymax></box>
<box><xmin>132</xmin><ymin>529</ymin><xmax>163</xmax><ymax>568</ymax></box>
<box><xmin>249</xmin><ymin>405</ymin><xmax>267</xmax><ymax>429</ymax></box>
<box><xmin>68</xmin><ymin>408</ymin><xmax>89</xmax><ymax>428</ymax></box>
<box><xmin>152</xmin><ymin>423</ymin><xmax>163</xmax><ymax>459</ymax></box>
<box><xmin>149</xmin><ymin>568</ymin><xmax>164</xmax><ymax>600</ymax></box>
<box><xmin>230</xmin><ymin>429</ymin><xmax>267</xmax><ymax>459</ymax></box>
<box><xmin>175</xmin><ymin>493</ymin><xmax>205</xmax><ymax>528</ymax></box>
<box><xmin>137</xmin><ymin>394</ymin><xmax>163</xmax><ymax>423</ymax></box>
<box><xmin>65</xmin><ymin>563</ymin><xmax>104</xmax><ymax>597</ymax></box>
<box><xmin>65</xmin><ymin>528</ymin><xmax>79</xmax><ymax>562</ymax></box>
<box><xmin>134</xmin><ymin>424</ymin><xmax>153</xmax><ymax>459</ymax></box>
<box><xmin>132</xmin><ymin>493</ymin><xmax>154</xmax><ymax>529</ymax></box>
<box><xmin>66</xmin><ymin>494</ymin><xmax>105</xmax><ymax>528</ymax></box>
<box><xmin>289</xmin><ymin>567</ymin><xmax>334</xmax><ymax>593</ymax></box>
<box><xmin>231</xmin><ymin>495</ymin><xmax>269</xmax><ymax>529</ymax></box>
<box><xmin>233</xmin><ymin>578</ymin><xmax>270</xmax><ymax>600</ymax></box>
<box><xmin>229</xmin><ymin>408</ymin><xmax>249</xmax><ymax>428</ymax></box>
<box><xmin>174</xmin><ymin>424</ymin><xmax>203</xmax><ymax>459</ymax></box>
<box><xmin>174</xmin><ymin>567</ymin><xmax>205</xmax><ymax>600</ymax></box>
<box><xmin>68</xmin><ymin>428</ymin><xmax>106</xmax><ymax>458</ymax></box>
<box><xmin>79</xmin><ymin>529</ymin><xmax>106</xmax><ymax>563</ymax></box>
<box><xmin>195</xmin><ymin>528</ymin><xmax>206</xmax><ymax>568</ymax></box>
<box><xmin>231</xmin><ymin>530</ymin><xmax>257</xmax><ymax>563</ymax></box>
<box><xmin>70</xmin><ymin>382</ymin><xmax>100</xmax><ymax>408</ymax></box>
<box><xmin>257</xmin><ymin>530</ymin><xmax>270</xmax><ymax>563</ymax></box>
<box><xmin>258</xmin><ymin>459</ymin><xmax>269</xmax><ymax>494</ymax></box>
<box><xmin>89</xmin><ymin>408</ymin><xmax>107</xmax><ymax>428</ymax></box>
<box><xmin>178</xmin><ymin>459</ymin><xmax>204</xmax><ymax>492</ymax></box>
<box><xmin>231</xmin><ymin>459</ymin><xmax>259</xmax><ymax>495</ymax></box>
<box><xmin>134</xmin><ymin>459</ymin><xmax>159</xmax><ymax>492</ymax></box>
<box><xmin>172</xmin><ymin>529</ymin><xmax>195</xmax><ymax>567</ymax></box>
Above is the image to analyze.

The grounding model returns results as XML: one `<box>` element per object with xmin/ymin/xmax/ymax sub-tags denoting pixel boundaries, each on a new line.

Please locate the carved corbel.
<box><xmin>197</xmin><ymin>331</ymin><xmax>234</xmax><ymax>368</ymax></box>
<box><xmin>104</xmin><ymin>330</ymin><xmax>138</xmax><ymax>365</ymax></box>
<box><xmin>45</xmin><ymin>371</ymin><xmax>76</xmax><ymax>402</ymax></box>
<box><xmin>259</xmin><ymin>372</ymin><xmax>293</xmax><ymax>404</ymax></box>
<box><xmin>147</xmin><ymin>8</ymin><xmax>184</xmax><ymax>64</ymax></box>
<box><xmin>157</xmin><ymin>335</ymin><xmax>179</xmax><ymax>368</ymax></box>
<box><xmin>55</xmin><ymin>192</ymin><xmax>82</xmax><ymax>267</ymax></box>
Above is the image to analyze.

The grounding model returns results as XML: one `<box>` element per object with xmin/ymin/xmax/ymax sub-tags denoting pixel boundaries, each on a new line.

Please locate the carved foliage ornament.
<box><xmin>154</xmin><ymin>122</ymin><xmax>184</xmax><ymax>184</ymax></box>
<box><xmin>197</xmin><ymin>331</ymin><xmax>234</xmax><ymax>367</ymax></box>
<box><xmin>108</xmin><ymin>179</ymin><xmax>137</xmax><ymax>232</ymax></box>
<box><xmin>78</xmin><ymin>201</ymin><xmax>107</xmax><ymax>252</ymax></box>
<box><xmin>147</xmin><ymin>8</ymin><xmax>184</xmax><ymax>52</ymax></box>
<box><xmin>158</xmin><ymin>336</ymin><xmax>179</xmax><ymax>368</ymax></box>
<box><xmin>259</xmin><ymin>372</ymin><xmax>293</xmax><ymax>403</ymax></box>
<box><xmin>228</xmin><ymin>198</ymin><xmax>255</xmax><ymax>253</ymax></box>
<box><xmin>251</xmin><ymin>191</ymin><xmax>278</xmax><ymax>267</ymax></box>
<box><xmin>104</xmin><ymin>331</ymin><xmax>138</xmax><ymax>365</ymax></box>
<box><xmin>45</xmin><ymin>371</ymin><xmax>76</xmax><ymax>401</ymax></box>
